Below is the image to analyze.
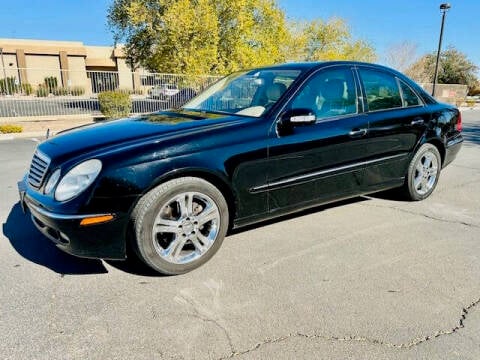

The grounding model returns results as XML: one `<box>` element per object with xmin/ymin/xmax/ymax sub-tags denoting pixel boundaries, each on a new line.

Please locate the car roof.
<box><xmin>259</xmin><ymin>61</ymin><xmax>402</xmax><ymax>73</ymax></box>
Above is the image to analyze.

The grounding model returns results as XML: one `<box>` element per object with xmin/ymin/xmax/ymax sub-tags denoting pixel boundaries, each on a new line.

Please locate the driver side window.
<box><xmin>291</xmin><ymin>68</ymin><xmax>358</xmax><ymax>120</ymax></box>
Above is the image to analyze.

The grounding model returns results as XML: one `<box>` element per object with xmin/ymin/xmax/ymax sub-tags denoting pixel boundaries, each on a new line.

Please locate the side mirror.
<box><xmin>277</xmin><ymin>108</ymin><xmax>316</xmax><ymax>135</ymax></box>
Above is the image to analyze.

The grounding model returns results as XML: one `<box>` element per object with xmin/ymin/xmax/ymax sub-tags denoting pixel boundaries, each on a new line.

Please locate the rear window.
<box><xmin>359</xmin><ymin>69</ymin><xmax>402</xmax><ymax>111</ymax></box>
<box><xmin>399</xmin><ymin>80</ymin><xmax>422</xmax><ymax>107</ymax></box>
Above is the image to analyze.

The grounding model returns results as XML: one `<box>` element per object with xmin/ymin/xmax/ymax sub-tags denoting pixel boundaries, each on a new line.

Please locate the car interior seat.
<box><xmin>265</xmin><ymin>83</ymin><xmax>287</xmax><ymax>105</ymax></box>
<box><xmin>318</xmin><ymin>79</ymin><xmax>348</xmax><ymax>117</ymax></box>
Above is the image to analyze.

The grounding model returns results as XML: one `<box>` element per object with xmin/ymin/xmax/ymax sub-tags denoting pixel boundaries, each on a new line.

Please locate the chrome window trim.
<box><xmin>274</xmin><ymin>64</ymin><xmax>361</xmax><ymax>126</ymax></box>
<box><xmin>396</xmin><ymin>77</ymin><xmax>425</xmax><ymax>108</ymax></box>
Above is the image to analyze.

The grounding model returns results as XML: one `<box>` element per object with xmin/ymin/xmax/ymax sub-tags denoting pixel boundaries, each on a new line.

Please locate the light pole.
<box><xmin>432</xmin><ymin>3</ymin><xmax>451</xmax><ymax>97</ymax></box>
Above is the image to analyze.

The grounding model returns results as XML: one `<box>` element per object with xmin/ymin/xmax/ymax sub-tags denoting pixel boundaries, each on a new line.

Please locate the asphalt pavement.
<box><xmin>0</xmin><ymin>109</ymin><xmax>479</xmax><ymax>359</ymax></box>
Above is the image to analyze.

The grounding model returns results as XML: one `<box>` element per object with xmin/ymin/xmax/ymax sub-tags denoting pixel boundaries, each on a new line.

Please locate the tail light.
<box><xmin>456</xmin><ymin>111</ymin><xmax>462</xmax><ymax>132</ymax></box>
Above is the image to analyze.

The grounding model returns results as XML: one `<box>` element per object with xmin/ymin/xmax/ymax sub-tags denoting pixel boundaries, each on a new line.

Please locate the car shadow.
<box><xmin>462</xmin><ymin>123</ymin><xmax>480</xmax><ymax>146</ymax></box>
<box><xmin>229</xmin><ymin>196</ymin><xmax>369</xmax><ymax>235</ymax></box>
<box><xmin>2</xmin><ymin>203</ymin><xmax>108</xmax><ymax>275</ymax></box>
<box><xmin>1</xmin><ymin>196</ymin><xmax>388</xmax><ymax>277</ymax></box>
<box><xmin>105</xmin><ymin>232</ymin><xmax>165</xmax><ymax>277</ymax></box>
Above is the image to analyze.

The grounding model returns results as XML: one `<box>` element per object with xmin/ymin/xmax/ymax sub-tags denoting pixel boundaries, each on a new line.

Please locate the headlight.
<box><xmin>55</xmin><ymin>159</ymin><xmax>102</xmax><ymax>201</ymax></box>
<box><xmin>44</xmin><ymin>169</ymin><xmax>61</xmax><ymax>195</ymax></box>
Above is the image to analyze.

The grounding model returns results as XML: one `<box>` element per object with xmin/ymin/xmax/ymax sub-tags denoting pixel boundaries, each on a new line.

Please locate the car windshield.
<box><xmin>183</xmin><ymin>69</ymin><xmax>302</xmax><ymax>117</ymax></box>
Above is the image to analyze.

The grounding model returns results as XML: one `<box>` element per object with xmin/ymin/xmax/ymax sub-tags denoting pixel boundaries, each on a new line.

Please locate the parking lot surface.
<box><xmin>1</xmin><ymin>109</ymin><xmax>479</xmax><ymax>359</ymax></box>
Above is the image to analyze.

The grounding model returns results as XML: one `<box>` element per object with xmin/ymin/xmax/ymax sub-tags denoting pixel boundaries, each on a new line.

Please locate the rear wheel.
<box><xmin>131</xmin><ymin>177</ymin><xmax>229</xmax><ymax>275</ymax></box>
<box><xmin>403</xmin><ymin>143</ymin><xmax>441</xmax><ymax>201</ymax></box>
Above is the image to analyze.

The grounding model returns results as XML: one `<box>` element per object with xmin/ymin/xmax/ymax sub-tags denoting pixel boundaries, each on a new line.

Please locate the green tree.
<box><xmin>108</xmin><ymin>1</ymin><xmax>376</xmax><ymax>75</ymax></box>
<box><xmin>406</xmin><ymin>47</ymin><xmax>478</xmax><ymax>91</ymax></box>
<box><xmin>109</xmin><ymin>0</ymin><xmax>289</xmax><ymax>75</ymax></box>
<box><xmin>287</xmin><ymin>18</ymin><xmax>376</xmax><ymax>62</ymax></box>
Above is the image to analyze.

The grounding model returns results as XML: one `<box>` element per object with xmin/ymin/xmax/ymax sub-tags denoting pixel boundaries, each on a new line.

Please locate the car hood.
<box><xmin>38</xmin><ymin>110</ymin><xmax>242</xmax><ymax>162</ymax></box>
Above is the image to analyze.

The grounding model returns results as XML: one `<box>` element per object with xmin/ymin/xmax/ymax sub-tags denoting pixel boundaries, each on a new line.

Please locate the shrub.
<box><xmin>98</xmin><ymin>91</ymin><xmax>132</xmax><ymax>119</ymax></box>
<box><xmin>468</xmin><ymin>88</ymin><xmax>480</xmax><ymax>96</ymax></box>
<box><xmin>466</xmin><ymin>99</ymin><xmax>476</xmax><ymax>107</ymax></box>
<box><xmin>0</xmin><ymin>124</ymin><xmax>23</xmax><ymax>133</ymax></box>
<box><xmin>44</xmin><ymin>76</ymin><xmax>58</xmax><ymax>92</ymax></box>
<box><xmin>71</xmin><ymin>86</ymin><xmax>85</xmax><ymax>96</ymax></box>
<box><xmin>0</xmin><ymin>77</ymin><xmax>20</xmax><ymax>94</ymax></box>
<box><xmin>52</xmin><ymin>87</ymin><xmax>69</xmax><ymax>96</ymax></box>
<box><xmin>36</xmin><ymin>86</ymin><xmax>49</xmax><ymax>97</ymax></box>
<box><xmin>21</xmin><ymin>83</ymin><xmax>33</xmax><ymax>95</ymax></box>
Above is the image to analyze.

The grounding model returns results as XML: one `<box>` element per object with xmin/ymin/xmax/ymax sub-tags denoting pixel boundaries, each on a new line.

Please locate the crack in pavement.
<box><xmin>358</xmin><ymin>200</ymin><xmax>480</xmax><ymax>229</ymax></box>
<box><xmin>219</xmin><ymin>297</ymin><xmax>480</xmax><ymax>358</ymax></box>
<box><xmin>176</xmin><ymin>294</ymin><xmax>235</xmax><ymax>355</ymax></box>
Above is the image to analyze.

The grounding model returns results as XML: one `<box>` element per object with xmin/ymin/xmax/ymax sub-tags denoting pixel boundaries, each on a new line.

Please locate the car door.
<box><xmin>262</xmin><ymin>65</ymin><xmax>370</xmax><ymax>214</ymax></box>
<box><xmin>356</xmin><ymin>66</ymin><xmax>428</xmax><ymax>191</ymax></box>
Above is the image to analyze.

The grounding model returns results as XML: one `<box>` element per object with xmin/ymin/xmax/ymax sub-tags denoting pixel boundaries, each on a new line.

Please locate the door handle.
<box><xmin>349</xmin><ymin>128</ymin><xmax>367</xmax><ymax>137</ymax></box>
<box><xmin>411</xmin><ymin>118</ymin><xmax>425</xmax><ymax>126</ymax></box>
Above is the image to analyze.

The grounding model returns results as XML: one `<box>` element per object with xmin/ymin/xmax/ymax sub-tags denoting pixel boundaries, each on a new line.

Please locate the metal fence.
<box><xmin>0</xmin><ymin>68</ymin><xmax>221</xmax><ymax>118</ymax></box>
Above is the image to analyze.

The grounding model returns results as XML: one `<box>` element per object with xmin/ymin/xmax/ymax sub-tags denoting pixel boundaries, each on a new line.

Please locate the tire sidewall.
<box><xmin>134</xmin><ymin>178</ymin><xmax>229</xmax><ymax>275</ymax></box>
<box><xmin>407</xmin><ymin>143</ymin><xmax>441</xmax><ymax>201</ymax></box>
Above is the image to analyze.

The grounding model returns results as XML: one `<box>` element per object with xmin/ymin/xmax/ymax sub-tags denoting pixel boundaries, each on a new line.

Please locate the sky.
<box><xmin>0</xmin><ymin>0</ymin><xmax>479</xmax><ymax>69</ymax></box>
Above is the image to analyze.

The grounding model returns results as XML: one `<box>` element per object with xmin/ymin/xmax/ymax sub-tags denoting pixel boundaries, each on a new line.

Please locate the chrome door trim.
<box><xmin>250</xmin><ymin>153</ymin><xmax>407</xmax><ymax>193</ymax></box>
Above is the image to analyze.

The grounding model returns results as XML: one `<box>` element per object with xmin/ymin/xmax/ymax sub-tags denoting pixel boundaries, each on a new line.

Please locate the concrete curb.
<box><xmin>0</xmin><ymin>134</ymin><xmax>15</xmax><ymax>141</ymax></box>
<box><xmin>0</xmin><ymin>131</ymin><xmax>51</xmax><ymax>140</ymax></box>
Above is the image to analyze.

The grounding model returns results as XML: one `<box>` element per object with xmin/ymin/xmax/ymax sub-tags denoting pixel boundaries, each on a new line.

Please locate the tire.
<box><xmin>403</xmin><ymin>143</ymin><xmax>442</xmax><ymax>201</ymax></box>
<box><xmin>131</xmin><ymin>177</ymin><xmax>229</xmax><ymax>275</ymax></box>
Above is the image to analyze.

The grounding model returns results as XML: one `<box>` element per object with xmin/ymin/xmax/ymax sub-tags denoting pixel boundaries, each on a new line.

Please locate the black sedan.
<box><xmin>18</xmin><ymin>61</ymin><xmax>463</xmax><ymax>275</ymax></box>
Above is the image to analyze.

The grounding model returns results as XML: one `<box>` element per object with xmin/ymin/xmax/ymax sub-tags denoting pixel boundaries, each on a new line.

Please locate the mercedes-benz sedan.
<box><xmin>18</xmin><ymin>62</ymin><xmax>463</xmax><ymax>274</ymax></box>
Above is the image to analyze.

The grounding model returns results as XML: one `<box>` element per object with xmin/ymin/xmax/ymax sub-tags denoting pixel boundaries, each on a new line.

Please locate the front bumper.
<box><xmin>18</xmin><ymin>180</ymin><xmax>127</xmax><ymax>260</ymax></box>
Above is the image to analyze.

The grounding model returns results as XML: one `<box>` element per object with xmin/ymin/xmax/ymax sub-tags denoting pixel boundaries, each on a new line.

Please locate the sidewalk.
<box><xmin>0</xmin><ymin>116</ymin><xmax>96</xmax><ymax>140</ymax></box>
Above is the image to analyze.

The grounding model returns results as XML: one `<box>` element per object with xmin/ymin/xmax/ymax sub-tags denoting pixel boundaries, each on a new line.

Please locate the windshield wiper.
<box><xmin>182</xmin><ymin>108</ymin><xmax>232</xmax><ymax>116</ymax></box>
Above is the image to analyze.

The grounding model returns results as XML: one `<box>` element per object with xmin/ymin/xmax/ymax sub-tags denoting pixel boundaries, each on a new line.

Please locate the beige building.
<box><xmin>0</xmin><ymin>38</ymin><xmax>142</xmax><ymax>95</ymax></box>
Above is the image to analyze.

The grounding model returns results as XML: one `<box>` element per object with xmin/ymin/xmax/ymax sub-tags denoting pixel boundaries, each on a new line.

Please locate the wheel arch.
<box><xmin>132</xmin><ymin>167</ymin><xmax>238</xmax><ymax>231</ymax></box>
<box><xmin>425</xmin><ymin>138</ymin><xmax>446</xmax><ymax>167</ymax></box>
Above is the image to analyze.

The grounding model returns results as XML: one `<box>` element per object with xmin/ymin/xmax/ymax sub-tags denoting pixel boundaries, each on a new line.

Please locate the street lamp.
<box><xmin>432</xmin><ymin>3</ymin><xmax>451</xmax><ymax>97</ymax></box>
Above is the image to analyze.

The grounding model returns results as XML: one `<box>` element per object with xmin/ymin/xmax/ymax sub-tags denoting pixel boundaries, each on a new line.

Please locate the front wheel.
<box><xmin>403</xmin><ymin>143</ymin><xmax>442</xmax><ymax>201</ymax></box>
<box><xmin>131</xmin><ymin>177</ymin><xmax>229</xmax><ymax>275</ymax></box>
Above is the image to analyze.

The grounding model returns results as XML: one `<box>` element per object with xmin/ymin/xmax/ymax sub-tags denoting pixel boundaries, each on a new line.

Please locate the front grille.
<box><xmin>28</xmin><ymin>150</ymin><xmax>51</xmax><ymax>188</ymax></box>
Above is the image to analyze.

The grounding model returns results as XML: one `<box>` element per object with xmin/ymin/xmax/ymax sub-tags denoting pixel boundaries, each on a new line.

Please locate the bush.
<box><xmin>0</xmin><ymin>77</ymin><xmax>20</xmax><ymax>94</ymax></box>
<box><xmin>36</xmin><ymin>86</ymin><xmax>49</xmax><ymax>97</ymax></box>
<box><xmin>98</xmin><ymin>91</ymin><xmax>132</xmax><ymax>119</ymax></box>
<box><xmin>466</xmin><ymin>99</ymin><xmax>476</xmax><ymax>107</ymax></box>
<box><xmin>52</xmin><ymin>87</ymin><xmax>69</xmax><ymax>96</ymax></box>
<box><xmin>71</xmin><ymin>86</ymin><xmax>85</xmax><ymax>96</ymax></box>
<box><xmin>44</xmin><ymin>76</ymin><xmax>58</xmax><ymax>92</ymax></box>
<box><xmin>21</xmin><ymin>83</ymin><xmax>33</xmax><ymax>95</ymax></box>
<box><xmin>468</xmin><ymin>88</ymin><xmax>480</xmax><ymax>96</ymax></box>
<box><xmin>0</xmin><ymin>124</ymin><xmax>23</xmax><ymax>134</ymax></box>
